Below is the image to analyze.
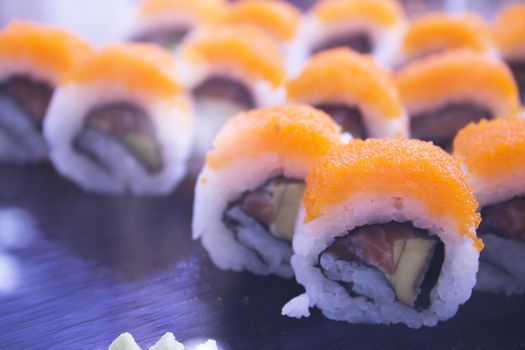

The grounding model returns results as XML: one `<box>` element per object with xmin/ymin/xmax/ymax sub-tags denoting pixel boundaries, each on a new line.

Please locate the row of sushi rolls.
<box><xmin>2</xmin><ymin>0</ymin><xmax>525</xmax><ymax>331</ymax></box>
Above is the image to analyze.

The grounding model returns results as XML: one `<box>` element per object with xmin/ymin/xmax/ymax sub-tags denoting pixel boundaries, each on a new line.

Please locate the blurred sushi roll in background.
<box><xmin>220</xmin><ymin>0</ymin><xmax>305</xmax><ymax>76</ymax></box>
<box><xmin>0</xmin><ymin>20</ymin><xmax>91</xmax><ymax>163</ymax></box>
<box><xmin>398</xmin><ymin>0</ymin><xmax>462</xmax><ymax>18</ymax></box>
<box><xmin>44</xmin><ymin>44</ymin><xmax>193</xmax><ymax>195</ymax></box>
<box><xmin>302</xmin><ymin>0</ymin><xmax>406</xmax><ymax>65</ymax></box>
<box><xmin>285</xmin><ymin>139</ymin><xmax>482</xmax><ymax>328</ymax></box>
<box><xmin>492</xmin><ymin>4</ymin><xmax>525</xmax><ymax>103</ymax></box>
<box><xmin>286</xmin><ymin>48</ymin><xmax>408</xmax><ymax>139</ymax></box>
<box><xmin>193</xmin><ymin>105</ymin><xmax>342</xmax><ymax>278</ymax></box>
<box><xmin>390</xmin><ymin>12</ymin><xmax>496</xmax><ymax>69</ymax></box>
<box><xmin>395</xmin><ymin>50</ymin><xmax>520</xmax><ymax>151</ymax></box>
<box><xmin>177</xmin><ymin>24</ymin><xmax>286</xmax><ymax>167</ymax></box>
<box><xmin>122</xmin><ymin>0</ymin><xmax>228</xmax><ymax>49</ymax></box>
<box><xmin>453</xmin><ymin>117</ymin><xmax>525</xmax><ymax>295</ymax></box>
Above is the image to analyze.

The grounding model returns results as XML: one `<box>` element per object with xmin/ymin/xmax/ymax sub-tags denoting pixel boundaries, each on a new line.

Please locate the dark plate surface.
<box><xmin>0</xmin><ymin>165</ymin><xmax>524</xmax><ymax>350</ymax></box>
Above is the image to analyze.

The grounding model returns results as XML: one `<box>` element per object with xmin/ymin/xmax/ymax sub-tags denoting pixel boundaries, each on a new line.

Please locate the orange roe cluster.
<box><xmin>181</xmin><ymin>24</ymin><xmax>286</xmax><ymax>87</ymax></box>
<box><xmin>453</xmin><ymin>117</ymin><xmax>525</xmax><ymax>180</ymax></box>
<box><xmin>395</xmin><ymin>50</ymin><xmax>519</xmax><ymax>116</ymax></box>
<box><xmin>312</xmin><ymin>0</ymin><xmax>405</xmax><ymax>26</ymax></box>
<box><xmin>304</xmin><ymin>138</ymin><xmax>482</xmax><ymax>250</ymax></box>
<box><xmin>139</xmin><ymin>0</ymin><xmax>228</xmax><ymax>24</ymax></box>
<box><xmin>207</xmin><ymin>104</ymin><xmax>342</xmax><ymax>170</ymax></box>
<box><xmin>221</xmin><ymin>0</ymin><xmax>300</xmax><ymax>41</ymax></box>
<box><xmin>0</xmin><ymin>20</ymin><xmax>91</xmax><ymax>80</ymax></box>
<box><xmin>492</xmin><ymin>4</ymin><xmax>525</xmax><ymax>59</ymax></box>
<box><xmin>287</xmin><ymin>48</ymin><xmax>403</xmax><ymax>119</ymax></box>
<box><xmin>402</xmin><ymin>12</ymin><xmax>492</xmax><ymax>58</ymax></box>
<box><xmin>64</xmin><ymin>44</ymin><xmax>182</xmax><ymax>99</ymax></box>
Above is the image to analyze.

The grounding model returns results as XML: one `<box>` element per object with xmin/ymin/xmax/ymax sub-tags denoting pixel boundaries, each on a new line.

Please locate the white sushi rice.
<box><xmin>114</xmin><ymin>0</ymin><xmax>199</xmax><ymax>45</ymax></box>
<box><xmin>0</xmin><ymin>60</ymin><xmax>57</xmax><ymax>163</ymax></box>
<box><xmin>284</xmin><ymin>193</ymin><xmax>479</xmax><ymax>328</ymax></box>
<box><xmin>476</xmin><ymin>233</ymin><xmax>525</xmax><ymax>295</ymax></box>
<box><xmin>461</xmin><ymin>165</ymin><xmax>525</xmax><ymax>295</ymax></box>
<box><xmin>301</xmin><ymin>14</ymin><xmax>405</xmax><ymax>67</ymax></box>
<box><xmin>0</xmin><ymin>95</ymin><xmax>47</xmax><ymax>163</ymax></box>
<box><xmin>193</xmin><ymin>153</ymin><xmax>309</xmax><ymax>278</ymax></box>
<box><xmin>0</xmin><ymin>59</ymin><xmax>58</xmax><ymax>87</ymax></box>
<box><xmin>464</xmin><ymin>166</ymin><xmax>525</xmax><ymax>207</ymax></box>
<box><xmin>175</xmin><ymin>54</ymin><xmax>286</xmax><ymax>172</ymax></box>
<box><xmin>287</xmin><ymin>92</ymin><xmax>410</xmax><ymax>139</ymax></box>
<box><xmin>44</xmin><ymin>83</ymin><xmax>193</xmax><ymax>195</ymax></box>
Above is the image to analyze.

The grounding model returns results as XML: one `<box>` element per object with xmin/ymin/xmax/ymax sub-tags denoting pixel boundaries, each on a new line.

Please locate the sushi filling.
<box><xmin>193</xmin><ymin>77</ymin><xmax>255</xmax><ymax>152</ymax></box>
<box><xmin>73</xmin><ymin>102</ymin><xmax>163</xmax><ymax>174</ymax></box>
<box><xmin>319</xmin><ymin>222</ymin><xmax>444</xmax><ymax>309</ymax></box>
<box><xmin>314</xmin><ymin>104</ymin><xmax>368</xmax><ymax>139</ymax></box>
<box><xmin>479</xmin><ymin>197</ymin><xmax>525</xmax><ymax>241</ymax></box>
<box><xmin>132</xmin><ymin>27</ymin><xmax>189</xmax><ymax>49</ymax></box>
<box><xmin>411</xmin><ymin>103</ymin><xmax>492</xmax><ymax>151</ymax></box>
<box><xmin>0</xmin><ymin>75</ymin><xmax>53</xmax><ymax>161</ymax></box>
<box><xmin>193</xmin><ymin>76</ymin><xmax>255</xmax><ymax>111</ymax></box>
<box><xmin>312</xmin><ymin>32</ymin><xmax>372</xmax><ymax>54</ymax></box>
<box><xmin>223</xmin><ymin>177</ymin><xmax>305</xmax><ymax>266</ymax></box>
<box><xmin>506</xmin><ymin>60</ymin><xmax>525</xmax><ymax>103</ymax></box>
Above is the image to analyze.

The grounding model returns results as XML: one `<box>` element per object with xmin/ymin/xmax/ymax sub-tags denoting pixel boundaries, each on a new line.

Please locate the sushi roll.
<box><xmin>391</xmin><ymin>12</ymin><xmax>496</xmax><ymax>68</ymax></box>
<box><xmin>123</xmin><ymin>0</ymin><xmax>228</xmax><ymax>49</ymax></box>
<box><xmin>453</xmin><ymin>117</ymin><xmax>525</xmax><ymax>295</ymax></box>
<box><xmin>286</xmin><ymin>48</ymin><xmax>408</xmax><ymax>139</ymax></box>
<box><xmin>0</xmin><ymin>20</ymin><xmax>91</xmax><ymax>163</ymax></box>
<box><xmin>395</xmin><ymin>50</ymin><xmax>520</xmax><ymax>150</ymax></box>
<box><xmin>492</xmin><ymin>4</ymin><xmax>525</xmax><ymax>102</ymax></box>
<box><xmin>303</xmin><ymin>0</ymin><xmax>406</xmax><ymax>65</ymax></box>
<box><xmin>284</xmin><ymin>139</ymin><xmax>482</xmax><ymax>328</ymax></box>
<box><xmin>177</xmin><ymin>24</ymin><xmax>286</xmax><ymax>164</ymax></box>
<box><xmin>192</xmin><ymin>105</ymin><xmax>343</xmax><ymax>278</ymax></box>
<box><xmin>220</xmin><ymin>0</ymin><xmax>305</xmax><ymax>76</ymax></box>
<box><xmin>44</xmin><ymin>44</ymin><xmax>192</xmax><ymax>195</ymax></box>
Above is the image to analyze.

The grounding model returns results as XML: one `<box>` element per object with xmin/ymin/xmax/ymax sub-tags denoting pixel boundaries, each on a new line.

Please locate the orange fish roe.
<box><xmin>395</xmin><ymin>50</ymin><xmax>519</xmax><ymax>116</ymax></box>
<box><xmin>0</xmin><ymin>20</ymin><xmax>91</xmax><ymax>80</ymax></box>
<box><xmin>402</xmin><ymin>13</ymin><xmax>492</xmax><ymax>59</ymax></box>
<box><xmin>304</xmin><ymin>138</ymin><xmax>482</xmax><ymax>250</ymax></box>
<box><xmin>181</xmin><ymin>24</ymin><xmax>286</xmax><ymax>87</ymax></box>
<box><xmin>287</xmin><ymin>48</ymin><xmax>403</xmax><ymax>119</ymax></box>
<box><xmin>139</xmin><ymin>0</ymin><xmax>228</xmax><ymax>23</ymax></box>
<box><xmin>63</xmin><ymin>44</ymin><xmax>182</xmax><ymax>99</ymax></box>
<box><xmin>492</xmin><ymin>4</ymin><xmax>525</xmax><ymax>58</ymax></box>
<box><xmin>312</xmin><ymin>0</ymin><xmax>404</xmax><ymax>27</ymax></box>
<box><xmin>206</xmin><ymin>105</ymin><xmax>342</xmax><ymax>170</ymax></box>
<box><xmin>221</xmin><ymin>0</ymin><xmax>300</xmax><ymax>41</ymax></box>
<box><xmin>453</xmin><ymin>117</ymin><xmax>525</xmax><ymax>180</ymax></box>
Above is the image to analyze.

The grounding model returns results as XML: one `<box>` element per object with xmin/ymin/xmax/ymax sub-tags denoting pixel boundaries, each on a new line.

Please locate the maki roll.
<box><xmin>453</xmin><ymin>117</ymin><xmax>525</xmax><ymax>295</ymax></box>
<box><xmin>44</xmin><ymin>44</ymin><xmax>192</xmax><ymax>195</ymax></box>
<box><xmin>395</xmin><ymin>50</ymin><xmax>520</xmax><ymax>150</ymax></box>
<box><xmin>177</xmin><ymin>24</ymin><xmax>286</xmax><ymax>163</ymax></box>
<box><xmin>286</xmin><ymin>48</ymin><xmax>408</xmax><ymax>139</ymax></box>
<box><xmin>303</xmin><ymin>0</ymin><xmax>406</xmax><ymax>64</ymax></box>
<box><xmin>220</xmin><ymin>0</ymin><xmax>305</xmax><ymax>76</ymax></box>
<box><xmin>391</xmin><ymin>12</ymin><xmax>495</xmax><ymax>68</ymax></box>
<box><xmin>0</xmin><ymin>20</ymin><xmax>91</xmax><ymax>163</ymax></box>
<box><xmin>124</xmin><ymin>0</ymin><xmax>228</xmax><ymax>49</ymax></box>
<box><xmin>284</xmin><ymin>139</ymin><xmax>482</xmax><ymax>328</ymax></box>
<box><xmin>192</xmin><ymin>105</ymin><xmax>342</xmax><ymax>278</ymax></box>
<box><xmin>492</xmin><ymin>4</ymin><xmax>525</xmax><ymax>102</ymax></box>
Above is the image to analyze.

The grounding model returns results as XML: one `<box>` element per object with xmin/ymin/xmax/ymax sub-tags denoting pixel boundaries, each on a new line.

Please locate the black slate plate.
<box><xmin>0</xmin><ymin>165</ymin><xmax>524</xmax><ymax>350</ymax></box>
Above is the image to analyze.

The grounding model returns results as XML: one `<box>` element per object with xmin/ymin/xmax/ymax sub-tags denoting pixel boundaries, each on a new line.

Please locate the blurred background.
<box><xmin>0</xmin><ymin>0</ymin><xmax>522</xmax><ymax>45</ymax></box>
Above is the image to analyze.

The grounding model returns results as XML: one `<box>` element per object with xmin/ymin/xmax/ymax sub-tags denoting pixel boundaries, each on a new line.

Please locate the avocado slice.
<box><xmin>120</xmin><ymin>133</ymin><xmax>162</xmax><ymax>173</ymax></box>
<box><xmin>272</xmin><ymin>182</ymin><xmax>306</xmax><ymax>241</ymax></box>
<box><xmin>392</xmin><ymin>238</ymin><xmax>437</xmax><ymax>306</ymax></box>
